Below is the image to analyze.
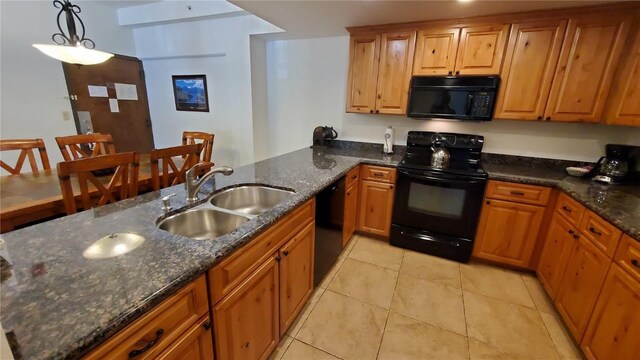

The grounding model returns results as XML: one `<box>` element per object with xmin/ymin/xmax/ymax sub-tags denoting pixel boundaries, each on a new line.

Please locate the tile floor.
<box><xmin>271</xmin><ymin>235</ymin><xmax>584</xmax><ymax>360</ymax></box>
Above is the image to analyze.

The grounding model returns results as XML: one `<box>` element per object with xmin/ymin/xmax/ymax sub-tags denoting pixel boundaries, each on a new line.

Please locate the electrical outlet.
<box><xmin>62</xmin><ymin>111</ymin><xmax>72</xmax><ymax>121</ymax></box>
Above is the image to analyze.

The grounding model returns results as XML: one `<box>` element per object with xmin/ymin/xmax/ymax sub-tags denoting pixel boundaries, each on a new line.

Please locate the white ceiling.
<box><xmin>230</xmin><ymin>0</ymin><xmax>616</xmax><ymax>39</ymax></box>
<box><xmin>95</xmin><ymin>0</ymin><xmax>161</xmax><ymax>8</ymax></box>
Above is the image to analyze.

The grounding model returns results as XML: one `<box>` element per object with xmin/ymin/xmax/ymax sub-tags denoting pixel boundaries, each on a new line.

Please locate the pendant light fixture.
<box><xmin>33</xmin><ymin>0</ymin><xmax>114</xmax><ymax>65</ymax></box>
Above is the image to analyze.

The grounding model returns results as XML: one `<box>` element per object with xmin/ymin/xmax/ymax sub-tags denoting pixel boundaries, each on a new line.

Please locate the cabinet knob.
<box><xmin>545</xmin><ymin>116</ymin><xmax>551</xmax><ymax>121</ymax></box>
<box><xmin>369</xmin><ymin>110</ymin><xmax>373</xmax><ymax>114</ymax></box>
<box><xmin>275</xmin><ymin>255</ymin><xmax>282</xmax><ymax>262</ymax></box>
<box><xmin>448</xmin><ymin>70</ymin><xmax>453</xmax><ymax>75</ymax></box>
<box><xmin>375</xmin><ymin>110</ymin><xmax>380</xmax><ymax>114</ymax></box>
<box><xmin>632</xmin><ymin>259</ymin><xmax>640</xmax><ymax>269</ymax></box>
<box><xmin>537</xmin><ymin>116</ymin><xmax>543</xmax><ymax>120</ymax></box>
<box><xmin>573</xmin><ymin>234</ymin><xmax>579</xmax><ymax>240</ymax></box>
<box><xmin>562</xmin><ymin>206</ymin><xmax>572</xmax><ymax>213</ymax></box>
<box><xmin>203</xmin><ymin>321</ymin><xmax>212</xmax><ymax>330</ymax></box>
<box><xmin>568</xmin><ymin>229</ymin><xmax>575</xmax><ymax>235</ymax></box>
<box><xmin>486</xmin><ymin>200</ymin><xmax>491</xmax><ymax>205</ymax></box>
<box><xmin>390</xmin><ymin>185</ymin><xmax>394</xmax><ymax>189</ymax></box>
<box><xmin>283</xmin><ymin>250</ymin><xmax>289</xmax><ymax>256</ymax></box>
<box><xmin>455</xmin><ymin>70</ymin><xmax>460</xmax><ymax>75</ymax></box>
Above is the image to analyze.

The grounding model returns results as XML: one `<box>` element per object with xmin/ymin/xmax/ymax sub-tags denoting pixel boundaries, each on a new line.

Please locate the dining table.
<box><xmin>0</xmin><ymin>154</ymin><xmax>184</xmax><ymax>233</ymax></box>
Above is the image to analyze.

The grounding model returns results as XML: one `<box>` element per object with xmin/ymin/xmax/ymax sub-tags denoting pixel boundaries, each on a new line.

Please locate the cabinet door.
<box><xmin>545</xmin><ymin>13</ymin><xmax>632</xmax><ymax>122</ymax></box>
<box><xmin>214</xmin><ymin>256</ymin><xmax>279</xmax><ymax>360</ymax></box>
<box><xmin>581</xmin><ymin>264</ymin><xmax>640</xmax><ymax>360</ymax></box>
<box><xmin>343</xmin><ymin>183</ymin><xmax>358</xmax><ymax>246</ymax></box>
<box><xmin>375</xmin><ymin>31</ymin><xmax>416</xmax><ymax>115</ymax></box>
<box><xmin>455</xmin><ymin>24</ymin><xmax>510</xmax><ymax>75</ymax></box>
<box><xmin>357</xmin><ymin>180</ymin><xmax>395</xmax><ymax>237</ymax></box>
<box><xmin>413</xmin><ymin>27</ymin><xmax>460</xmax><ymax>75</ymax></box>
<box><xmin>346</xmin><ymin>34</ymin><xmax>380</xmax><ymax>114</ymax></box>
<box><xmin>604</xmin><ymin>26</ymin><xmax>640</xmax><ymax>126</ymax></box>
<box><xmin>279</xmin><ymin>222</ymin><xmax>315</xmax><ymax>336</ymax></box>
<box><xmin>537</xmin><ymin>214</ymin><xmax>578</xmax><ymax>298</ymax></box>
<box><xmin>555</xmin><ymin>236</ymin><xmax>611</xmax><ymax>341</ymax></box>
<box><xmin>494</xmin><ymin>20</ymin><xmax>567</xmax><ymax>120</ymax></box>
<box><xmin>473</xmin><ymin>199</ymin><xmax>545</xmax><ymax>269</ymax></box>
<box><xmin>156</xmin><ymin>316</ymin><xmax>214</xmax><ymax>360</ymax></box>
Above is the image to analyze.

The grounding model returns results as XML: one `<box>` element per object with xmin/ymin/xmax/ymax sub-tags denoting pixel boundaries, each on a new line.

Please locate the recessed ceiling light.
<box><xmin>458</xmin><ymin>0</ymin><xmax>473</xmax><ymax>2</ymax></box>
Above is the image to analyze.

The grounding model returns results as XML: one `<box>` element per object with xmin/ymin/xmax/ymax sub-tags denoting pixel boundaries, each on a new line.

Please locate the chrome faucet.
<box><xmin>185</xmin><ymin>162</ymin><xmax>234</xmax><ymax>204</ymax></box>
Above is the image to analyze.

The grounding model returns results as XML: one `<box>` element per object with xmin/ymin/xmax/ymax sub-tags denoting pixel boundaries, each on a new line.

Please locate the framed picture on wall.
<box><xmin>172</xmin><ymin>74</ymin><xmax>210</xmax><ymax>112</ymax></box>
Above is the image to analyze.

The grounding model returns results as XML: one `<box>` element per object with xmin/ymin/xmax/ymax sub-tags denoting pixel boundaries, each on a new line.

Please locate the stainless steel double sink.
<box><xmin>157</xmin><ymin>185</ymin><xmax>295</xmax><ymax>240</ymax></box>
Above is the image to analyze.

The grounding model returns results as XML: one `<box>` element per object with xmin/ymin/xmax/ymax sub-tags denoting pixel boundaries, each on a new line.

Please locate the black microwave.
<box><xmin>407</xmin><ymin>76</ymin><xmax>500</xmax><ymax>121</ymax></box>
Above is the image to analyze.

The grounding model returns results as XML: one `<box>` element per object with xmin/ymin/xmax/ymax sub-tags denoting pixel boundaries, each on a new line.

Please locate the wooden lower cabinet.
<box><xmin>156</xmin><ymin>316</ymin><xmax>214</xmax><ymax>360</ymax></box>
<box><xmin>213</xmin><ymin>256</ymin><xmax>280</xmax><ymax>360</ymax></box>
<box><xmin>537</xmin><ymin>214</ymin><xmax>578</xmax><ymax>297</ymax></box>
<box><xmin>343</xmin><ymin>182</ymin><xmax>358</xmax><ymax>246</ymax></box>
<box><xmin>554</xmin><ymin>236</ymin><xmax>611</xmax><ymax>341</ymax></box>
<box><xmin>581</xmin><ymin>264</ymin><xmax>640</xmax><ymax>360</ymax></box>
<box><xmin>357</xmin><ymin>179</ymin><xmax>395</xmax><ymax>237</ymax></box>
<box><xmin>279</xmin><ymin>222</ymin><xmax>315</xmax><ymax>335</ymax></box>
<box><xmin>474</xmin><ymin>198</ymin><xmax>545</xmax><ymax>268</ymax></box>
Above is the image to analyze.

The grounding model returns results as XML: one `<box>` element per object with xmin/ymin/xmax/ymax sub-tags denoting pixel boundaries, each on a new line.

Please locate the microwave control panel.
<box><xmin>470</xmin><ymin>92</ymin><xmax>495</xmax><ymax>117</ymax></box>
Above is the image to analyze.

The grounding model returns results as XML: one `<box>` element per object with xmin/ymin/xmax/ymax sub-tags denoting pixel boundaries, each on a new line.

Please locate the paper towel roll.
<box><xmin>383</xmin><ymin>126</ymin><xmax>394</xmax><ymax>154</ymax></box>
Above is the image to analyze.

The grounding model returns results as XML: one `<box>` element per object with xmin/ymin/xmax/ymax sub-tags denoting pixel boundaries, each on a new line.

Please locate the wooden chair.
<box><xmin>0</xmin><ymin>138</ymin><xmax>51</xmax><ymax>174</ymax></box>
<box><xmin>182</xmin><ymin>131</ymin><xmax>214</xmax><ymax>165</ymax></box>
<box><xmin>150</xmin><ymin>144</ymin><xmax>202</xmax><ymax>191</ymax></box>
<box><xmin>55</xmin><ymin>133</ymin><xmax>116</xmax><ymax>161</ymax></box>
<box><xmin>57</xmin><ymin>152</ymin><xmax>140</xmax><ymax>214</ymax></box>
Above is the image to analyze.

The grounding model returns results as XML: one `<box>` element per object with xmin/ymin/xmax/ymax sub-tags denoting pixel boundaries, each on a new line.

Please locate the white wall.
<box><xmin>133</xmin><ymin>14</ymin><xmax>280</xmax><ymax>167</ymax></box>
<box><xmin>264</xmin><ymin>36</ymin><xmax>640</xmax><ymax>162</ymax></box>
<box><xmin>0</xmin><ymin>1</ymin><xmax>136</xmax><ymax>166</ymax></box>
<box><xmin>250</xmin><ymin>36</ymin><xmax>269</xmax><ymax>162</ymax></box>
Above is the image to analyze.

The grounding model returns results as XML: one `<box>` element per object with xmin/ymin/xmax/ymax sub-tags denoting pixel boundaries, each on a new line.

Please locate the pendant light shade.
<box><xmin>33</xmin><ymin>0</ymin><xmax>114</xmax><ymax>65</ymax></box>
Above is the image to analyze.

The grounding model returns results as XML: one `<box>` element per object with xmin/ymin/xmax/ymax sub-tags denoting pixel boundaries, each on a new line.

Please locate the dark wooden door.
<box><xmin>63</xmin><ymin>55</ymin><xmax>155</xmax><ymax>153</ymax></box>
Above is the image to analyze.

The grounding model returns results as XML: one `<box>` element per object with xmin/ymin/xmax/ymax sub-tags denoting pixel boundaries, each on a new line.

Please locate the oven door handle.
<box><xmin>398</xmin><ymin>170</ymin><xmax>484</xmax><ymax>185</ymax></box>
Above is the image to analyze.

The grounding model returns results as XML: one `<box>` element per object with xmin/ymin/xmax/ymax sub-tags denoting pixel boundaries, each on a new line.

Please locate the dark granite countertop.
<box><xmin>0</xmin><ymin>145</ymin><xmax>402</xmax><ymax>360</ymax></box>
<box><xmin>1</xmin><ymin>142</ymin><xmax>638</xmax><ymax>359</ymax></box>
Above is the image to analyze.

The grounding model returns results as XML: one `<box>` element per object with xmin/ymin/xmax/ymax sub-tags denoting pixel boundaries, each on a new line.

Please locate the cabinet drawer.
<box><xmin>346</xmin><ymin>166</ymin><xmax>360</xmax><ymax>188</ymax></box>
<box><xmin>555</xmin><ymin>192</ymin><xmax>585</xmax><ymax>226</ymax></box>
<box><xmin>485</xmin><ymin>180</ymin><xmax>551</xmax><ymax>206</ymax></box>
<box><xmin>579</xmin><ymin>210</ymin><xmax>622</xmax><ymax>258</ymax></box>
<box><xmin>84</xmin><ymin>276</ymin><xmax>209</xmax><ymax>360</ymax></box>
<box><xmin>614</xmin><ymin>234</ymin><xmax>640</xmax><ymax>282</ymax></box>
<box><xmin>209</xmin><ymin>199</ymin><xmax>315</xmax><ymax>304</ymax></box>
<box><xmin>361</xmin><ymin>165</ymin><xmax>396</xmax><ymax>183</ymax></box>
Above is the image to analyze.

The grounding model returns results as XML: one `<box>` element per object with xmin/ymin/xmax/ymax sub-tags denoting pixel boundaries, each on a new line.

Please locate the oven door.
<box><xmin>392</xmin><ymin>169</ymin><xmax>487</xmax><ymax>240</ymax></box>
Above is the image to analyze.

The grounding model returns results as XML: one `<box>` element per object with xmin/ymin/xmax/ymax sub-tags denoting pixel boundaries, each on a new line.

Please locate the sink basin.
<box><xmin>158</xmin><ymin>209</ymin><xmax>250</xmax><ymax>240</ymax></box>
<box><xmin>210</xmin><ymin>185</ymin><xmax>295</xmax><ymax>216</ymax></box>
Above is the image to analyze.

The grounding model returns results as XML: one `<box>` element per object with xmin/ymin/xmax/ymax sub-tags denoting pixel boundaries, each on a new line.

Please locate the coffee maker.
<box><xmin>591</xmin><ymin>144</ymin><xmax>640</xmax><ymax>184</ymax></box>
<box><xmin>312</xmin><ymin>126</ymin><xmax>338</xmax><ymax>147</ymax></box>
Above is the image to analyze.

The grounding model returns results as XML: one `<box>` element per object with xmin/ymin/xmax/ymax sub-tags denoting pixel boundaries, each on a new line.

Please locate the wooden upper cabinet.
<box><xmin>413</xmin><ymin>27</ymin><xmax>460</xmax><ymax>75</ymax></box>
<box><xmin>346</xmin><ymin>34</ymin><xmax>381</xmax><ymax>114</ymax></box>
<box><xmin>545</xmin><ymin>13</ymin><xmax>632</xmax><ymax>122</ymax></box>
<box><xmin>581</xmin><ymin>264</ymin><xmax>640</xmax><ymax>360</ymax></box>
<box><xmin>376</xmin><ymin>31</ymin><xmax>417</xmax><ymax>114</ymax></box>
<box><xmin>604</xmin><ymin>23</ymin><xmax>640</xmax><ymax>127</ymax></box>
<box><xmin>455</xmin><ymin>24</ymin><xmax>510</xmax><ymax>75</ymax></box>
<box><xmin>495</xmin><ymin>19</ymin><xmax>567</xmax><ymax>120</ymax></box>
<box><xmin>474</xmin><ymin>199</ymin><xmax>545</xmax><ymax>269</ymax></box>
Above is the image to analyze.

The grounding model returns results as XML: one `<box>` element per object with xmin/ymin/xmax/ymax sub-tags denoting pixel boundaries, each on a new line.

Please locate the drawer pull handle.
<box><xmin>589</xmin><ymin>227</ymin><xmax>602</xmax><ymax>236</ymax></box>
<box><xmin>128</xmin><ymin>329</ymin><xmax>164</xmax><ymax>358</ymax></box>
<box><xmin>510</xmin><ymin>191</ymin><xmax>525</xmax><ymax>196</ymax></box>
<box><xmin>562</xmin><ymin>206</ymin><xmax>572</xmax><ymax>213</ymax></box>
<box><xmin>373</xmin><ymin>172</ymin><xmax>384</xmax><ymax>177</ymax></box>
<box><xmin>568</xmin><ymin>229</ymin><xmax>575</xmax><ymax>235</ymax></box>
<box><xmin>631</xmin><ymin>259</ymin><xmax>640</xmax><ymax>269</ymax></box>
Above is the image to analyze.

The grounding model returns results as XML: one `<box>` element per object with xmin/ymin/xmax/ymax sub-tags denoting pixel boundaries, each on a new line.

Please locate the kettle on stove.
<box><xmin>430</xmin><ymin>141</ymin><xmax>450</xmax><ymax>168</ymax></box>
<box><xmin>312</xmin><ymin>126</ymin><xmax>338</xmax><ymax>147</ymax></box>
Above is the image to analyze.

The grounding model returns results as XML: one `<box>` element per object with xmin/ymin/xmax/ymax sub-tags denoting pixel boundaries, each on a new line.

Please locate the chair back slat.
<box><xmin>182</xmin><ymin>131</ymin><xmax>214</xmax><ymax>164</ymax></box>
<box><xmin>57</xmin><ymin>152</ymin><xmax>139</xmax><ymax>214</ymax></box>
<box><xmin>55</xmin><ymin>133</ymin><xmax>116</xmax><ymax>161</ymax></box>
<box><xmin>0</xmin><ymin>138</ymin><xmax>51</xmax><ymax>174</ymax></box>
<box><xmin>150</xmin><ymin>144</ymin><xmax>202</xmax><ymax>191</ymax></box>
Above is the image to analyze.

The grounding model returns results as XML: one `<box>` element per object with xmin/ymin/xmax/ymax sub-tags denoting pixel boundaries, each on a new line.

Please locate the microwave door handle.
<box><xmin>466</xmin><ymin>94</ymin><xmax>474</xmax><ymax>116</ymax></box>
<box><xmin>399</xmin><ymin>170</ymin><xmax>482</xmax><ymax>185</ymax></box>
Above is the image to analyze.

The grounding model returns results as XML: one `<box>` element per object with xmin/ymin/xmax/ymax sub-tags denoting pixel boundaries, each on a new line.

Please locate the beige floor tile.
<box><xmin>269</xmin><ymin>335</ymin><xmax>294</xmax><ymax>360</ymax></box>
<box><xmin>296</xmin><ymin>290</ymin><xmax>387</xmax><ymax>360</ymax></box>
<box><xmin>328</xmin><ymin>258</ymin><xmax>398</xmax><ymax>309</ymax></box>
<box><xmin>400</xmin><ymin>250</ymin><xmax>461</xmax><ymax>288</ymax></box>
<box><xmin>461</xmin><ymin>262</ymin><xmax>535</xmax><ymax>308</ymax></box>
<box><xmin>391</xmin><ymin>274</ymin><xmax>467</xmax><ymax>335</ymax></box>
<box><xmin>281</xmin><ymin>340</ymin><xmax>340</xmax><ymax>360</ymax></box>
<box><xmin>347</xmin><ymin>236</ymin><xmax>404</xmax><ymax>271</ymax></box>
<box><xmin>469</xmin><ymin>338</ymin><xmax>557</xmax><ymax>360</ymax></box>
<box><xmin>522</xmin><ymin>274</ymin><xmax>556</xmax><ymax>313</ymax></box>
<box><xmin>318</xmin><ymin>255</ymin><xmax>346</xmax><ymax>289</ymax></box>
<box><xmin>341</xmin><ymin>234</ymin><xmax>359</xmax><ymax>258</ymax></box>
<box><xmin>378</xmin><ymin>312</ymin><xmax>469</xmax><ymax>360</ymax></box>
<box><xmin>286</xmin><ymin>287</ymin><xmax>326</xmax><ymax>336</ymax></box>
<box><xmin>464</xmin><ymin>291</ymin><xmax>559</xmax><ymax>359</ymax></box>
<box><xmin>540</xmin><ymin>312</ymin><xmax>583</xmax><ymax>360</ymax></box>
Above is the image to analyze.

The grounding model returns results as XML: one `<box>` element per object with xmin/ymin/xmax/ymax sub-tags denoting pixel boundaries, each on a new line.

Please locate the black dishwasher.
<box><xmin>314</xmin><ymin>177</ymin><xmax>345</xmax><ymax>286</ymax></box>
